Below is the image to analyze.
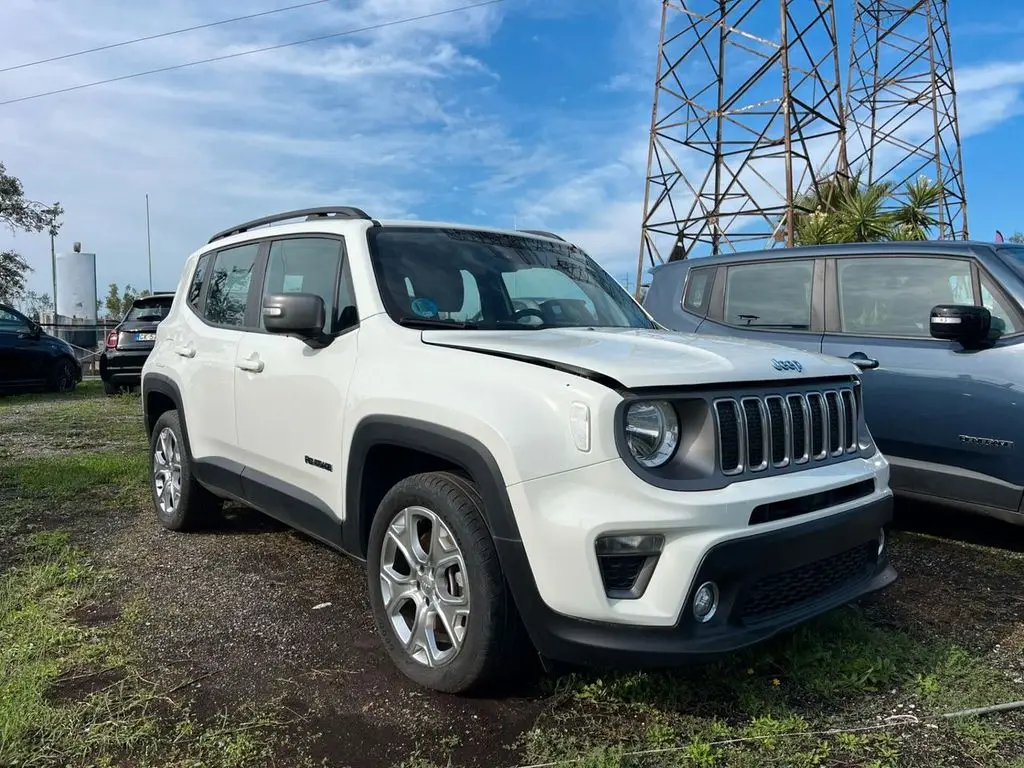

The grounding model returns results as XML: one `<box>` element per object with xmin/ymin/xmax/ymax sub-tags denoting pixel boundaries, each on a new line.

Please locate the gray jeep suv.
<box><xmin>643</xmin><ymin>240</ymin><xmax>1024</xmax><ymax>526</ymax></box>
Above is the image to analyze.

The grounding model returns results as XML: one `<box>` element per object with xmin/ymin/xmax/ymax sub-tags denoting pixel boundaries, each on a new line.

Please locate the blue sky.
<box><xmin>1</xmin><ymin>0</ymin><xmax>1023</xmax><ymax>302</ymax></box>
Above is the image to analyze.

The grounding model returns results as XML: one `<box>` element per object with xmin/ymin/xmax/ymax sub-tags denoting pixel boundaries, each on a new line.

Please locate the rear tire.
<box><xmin>366</xmin><ymin>471</ymin><xmax>526</xmax><ymax>694</ymax></box>
<box><xmin>103</xmin><ymin>380</ymin><xmax>120</xmax><ymax>396</ymax></box>
<box><xmin>149</xmin><ymin>409</ymin><xmax>221</xmax><ymax>532</ymax></box>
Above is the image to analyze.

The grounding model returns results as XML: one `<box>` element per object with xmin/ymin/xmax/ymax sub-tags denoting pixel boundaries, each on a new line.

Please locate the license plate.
<box><xmin>135</xmin><ymin>332</ymin><xmax>156</xmax><ymax>342</ymax></box>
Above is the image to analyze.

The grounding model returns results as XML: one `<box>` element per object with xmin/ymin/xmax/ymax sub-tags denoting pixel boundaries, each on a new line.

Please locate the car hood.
<box><xmin>421</xmin><ymin>327</ymin><xmax>858</xmax><ymax>389</ymax></box>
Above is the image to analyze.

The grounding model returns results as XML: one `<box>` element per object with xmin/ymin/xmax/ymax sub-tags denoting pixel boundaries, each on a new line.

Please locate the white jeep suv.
<box><xmin>141</xmin><ymin>207</ymin><xmax>896</xmax><ymax>693</ymax></box>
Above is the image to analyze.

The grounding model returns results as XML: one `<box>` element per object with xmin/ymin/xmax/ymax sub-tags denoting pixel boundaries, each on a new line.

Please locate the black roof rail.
<box><xmin>518</xmin><ymin>228</ymin><xmax>566</xmax><ymax>242</ymax></box>
<box><xmin>207</xmin><ymin>206</ymin><xmax>372</xmax><ymax>244</ymax></box>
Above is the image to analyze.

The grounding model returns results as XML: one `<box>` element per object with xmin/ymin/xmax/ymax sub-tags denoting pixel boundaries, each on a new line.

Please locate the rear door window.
<box><xmin>204</xmin><ymin>243</ymin><xmax>260</xmax><ymax>327</ymax></box>
<box><xmin>721</xmin><ymin>260</ymin><xmax>815</xmax><ymax>329</ymax></box>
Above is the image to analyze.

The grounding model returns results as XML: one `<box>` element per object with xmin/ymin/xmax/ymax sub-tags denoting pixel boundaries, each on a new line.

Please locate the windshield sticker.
<box><xmin>411</xmin><ymin>297</ymin><xmax>439</xmax><ymax>318</ymax></box>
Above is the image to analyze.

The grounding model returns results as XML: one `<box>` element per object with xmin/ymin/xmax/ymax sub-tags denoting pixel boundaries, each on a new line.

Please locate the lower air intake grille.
<box><xmin>738</xmin><ymin>541</ymin><xmax>877</xmax><ymax>624</ymax></box>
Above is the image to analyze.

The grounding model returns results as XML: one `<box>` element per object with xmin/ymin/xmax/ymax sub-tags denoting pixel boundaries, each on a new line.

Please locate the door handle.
<box><xmin>847</xmin><ymin>352</ymin><xmax>879</xmax><ymax>371</ymax></box>
<box><xmin>174</xmin><ymin>343</ymin><xmax>195</xmax><ymax>359</ymax></box>
<box><xmin>236</xmin><ymin>353</ymin><xmax>264</xmax><ymax>373</ymax></box>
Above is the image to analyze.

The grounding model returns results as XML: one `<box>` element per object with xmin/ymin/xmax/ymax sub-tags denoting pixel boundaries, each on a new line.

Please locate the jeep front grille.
<box><xmin>713</xmin><ymin>387</ymin><xmax>858</xmax><ymax>476</ymax></box>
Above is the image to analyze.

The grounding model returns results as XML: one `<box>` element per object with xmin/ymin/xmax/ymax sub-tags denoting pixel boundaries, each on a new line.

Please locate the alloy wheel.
<box><xmin>379</xmin><ymin>505</ymin><xmax>471</xmax><ymax>667</ymax></box>
<box><xmin>153</xmin><ymin>427</ymin><xmax>182</xmax><ymax>515</ymax></box>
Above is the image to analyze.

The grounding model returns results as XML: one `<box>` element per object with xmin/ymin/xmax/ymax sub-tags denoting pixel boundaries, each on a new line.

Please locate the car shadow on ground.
<box><xmin>894</xmin><ymin>499</ymin><xmax>1024</xmax><ymax>553</ymax></box>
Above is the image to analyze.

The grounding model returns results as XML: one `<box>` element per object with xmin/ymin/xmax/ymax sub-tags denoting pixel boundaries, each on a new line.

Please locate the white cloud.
<box><xmin>0</xmin><ymin>0</ymin><xmax>518</xmax><ymax>294</ymax></box>
<box><xmin>0</xmin><ymin>0</ymin><xmax>666</xmax><ymax>300</ymax></box>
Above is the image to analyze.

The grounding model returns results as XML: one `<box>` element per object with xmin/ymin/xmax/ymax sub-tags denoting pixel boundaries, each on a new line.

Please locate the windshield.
<box><xmin>997</xmin><ymin>245</ymin><xmax>1024</xmax><ymax>276</ymax></box>
<box><xmin>367</xmin><ymin>227</ymin><xmax>654</xmax><ymax>330</ymax></box>
<box><xmin>124</xmin><ymin>296</ymin><xmax>173</xmax><ymax>322</ymax></box>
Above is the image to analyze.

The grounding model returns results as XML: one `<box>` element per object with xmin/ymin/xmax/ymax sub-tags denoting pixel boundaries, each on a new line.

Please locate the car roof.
<box><xmin>201</xmin><ymin>207</ymin><xmax>571</xmax><ymax>253</ymax></box>
<box><xmin>649</xmin><ymin>240</ymin><xmax>999</xmax><ymax>274</ymax></box>
<box><xmin>132</xmin><ymin>292</ymin><xmax>175</xmax><ymax>301</ymax></box>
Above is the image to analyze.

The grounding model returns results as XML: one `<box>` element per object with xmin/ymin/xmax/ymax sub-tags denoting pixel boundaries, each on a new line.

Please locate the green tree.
<box><xmin>104</xmin><ymin>283</ymin><xmax>147</xmax><ymax>320</ymax></box>
<box><xmin>0</xmin><ymin>161</ymin><xmax>63</xmax><ymax>303</ymax></box>
<box><xmin>790</xmin><ymin>169</ymin><xmax>943</xmax><ymax>246</ymax></box>
<box><xmin>13</xmin><ymin>289</ymin><xmax>51</xmax><ymax>319</ymax></box>
<box><xmin>1007</xmin><ymin>232</ymin><xmax>1024</xmax><ymax>244</ymax></box>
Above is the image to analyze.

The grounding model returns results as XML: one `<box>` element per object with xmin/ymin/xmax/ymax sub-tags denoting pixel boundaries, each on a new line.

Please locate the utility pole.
<box><xmin>146</xmin><ymin>193</ymin><xmax>153</xmax><ymax>293</ymax></box>
<box><xmin>845</xmin><ymin>0</ymin><xmax>967</xmax><ymax>239</ymax></box>
<box><xmin>637</xmin><ymin>0</ymin><xmax>847</xmax><ymax>279</ymax></box>
<box><xmin>50</xmin><ymin>226</ymin><xmax>57</xmax><ymax>321</ymax></box>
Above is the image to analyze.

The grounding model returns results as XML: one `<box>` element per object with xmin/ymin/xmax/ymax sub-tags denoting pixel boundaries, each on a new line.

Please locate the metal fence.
<box><xmin>37</xmin><ymin>318</ymin><xmax>118</xmax><ymax>377</ymax></box>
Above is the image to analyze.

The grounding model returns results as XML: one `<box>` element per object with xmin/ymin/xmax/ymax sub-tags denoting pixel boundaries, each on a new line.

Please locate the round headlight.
<box><xmin>624</xmin><ymin>400</ymin><xmax>679</xmax><ymax>468</ymax></box>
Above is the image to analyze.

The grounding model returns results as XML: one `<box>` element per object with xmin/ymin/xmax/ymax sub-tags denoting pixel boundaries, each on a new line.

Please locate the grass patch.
<box><xmin>1</xmin><ymin>453</ymin><xmax>148</xmax><ymax>499</ymax></box>
<box><xmin>0</xmin><ymin>387</ymin><xmax>144</xmax><ymax>455</ymax></box>
<box><xmin>523</xmin><ymin>604</ymin><xmax>1024</xmax><ymax>767</ymax></box>
<box><xmin>0</xmin><ymin>530</ymin><xmax>309</xmax><ymax>768</ymax></box>
<box><xmin>0</xmin><ymin>379</ymin><xmax>103</xmax><ymax>407</ymax></box>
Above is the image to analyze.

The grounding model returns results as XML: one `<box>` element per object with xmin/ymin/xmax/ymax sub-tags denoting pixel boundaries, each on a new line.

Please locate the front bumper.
<box><xmin>500</xmin><ymin>495</ymin><xmax>894</xmax><ymax>667</ymax></box>
<box><xmin>499</xmin><ymin>451</ymin><xmax>895</xmax><ymax>666</ymax></box>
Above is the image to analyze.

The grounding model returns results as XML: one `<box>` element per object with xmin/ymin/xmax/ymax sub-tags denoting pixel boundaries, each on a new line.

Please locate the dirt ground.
<box><xmin>3</xmin><ymin>382</ymin><xmax>1024</xmax><ymax>768</ymax></box>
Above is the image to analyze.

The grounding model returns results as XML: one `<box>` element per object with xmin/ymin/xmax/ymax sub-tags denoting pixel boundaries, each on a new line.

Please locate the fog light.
<box><xmin>692</xmin><ymin>581</ymin><xmax>719</xmax><ymax>623</ymax></box>
<box><xmin>877</xmin><ymin>527</ymin><xmax>886</xmax><ymax>557</ymax></box>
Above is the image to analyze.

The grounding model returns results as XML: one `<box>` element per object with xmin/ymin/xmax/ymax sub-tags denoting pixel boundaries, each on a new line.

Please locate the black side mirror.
<box><xmin>262</xmin><ymin>292</ymin><xmax>329</xmax><ymax>346</ymax></box>
<box><xmin>929</xmin><ymin>304</ymin><xmax>991</xmax><ymax>347</ymax></box>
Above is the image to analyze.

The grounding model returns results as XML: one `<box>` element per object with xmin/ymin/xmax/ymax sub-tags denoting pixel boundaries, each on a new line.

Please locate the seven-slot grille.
<box><xmin>713</xmin><ymin>386</ymin><xmax>859</xmax><ymax>475</ymax></box>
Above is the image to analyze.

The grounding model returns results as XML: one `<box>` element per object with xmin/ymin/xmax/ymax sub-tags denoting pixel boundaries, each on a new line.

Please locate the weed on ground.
<box><xmin>0</xmin><ymin>530</ymin><xmax>311</xmax><ymax>768</ymax></box>
<box><xmin>1</xmin><ymin>384</ymin><xmax>1023</xmax><ymax>767</ymax></box>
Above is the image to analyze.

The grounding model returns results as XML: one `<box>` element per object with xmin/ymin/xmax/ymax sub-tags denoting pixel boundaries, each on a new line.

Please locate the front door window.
<box><xmin>836</xmin><ymin>257</ymin><xmax>973</xmax><ymax>337</ymax></box>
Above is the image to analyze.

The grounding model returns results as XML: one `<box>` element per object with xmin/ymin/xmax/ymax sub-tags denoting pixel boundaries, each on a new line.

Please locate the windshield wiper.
<box><xmin>397</xmin><ymin>317</ymin><xmax>478</xmax><ymax>330</ymax></box>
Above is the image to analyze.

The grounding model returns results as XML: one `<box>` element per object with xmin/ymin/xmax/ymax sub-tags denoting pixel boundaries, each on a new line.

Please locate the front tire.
<box><xmin>366</xmin><ymin>471</ymin><xmax>524</xmax><ymax>694</ymax></box>
<box><xmin>51</xmin><ymin>357</ymin><xmax>77</xmax><ymax>393</ymax></box>
<box><xmin>149</xmin><ymin>410</ymin><xmax>221</xmax><ymax>531</ymax></box>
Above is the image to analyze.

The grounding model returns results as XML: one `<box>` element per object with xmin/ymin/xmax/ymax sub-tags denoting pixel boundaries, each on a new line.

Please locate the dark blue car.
<box><xmin>643</xmin><ymin>241</ymin><xmax>1024</xmax><ymax>526</ymax></box>
<box><xmin>0</xmin><ymin>303</ymin><xmax>82</xmax><ymax>394</ymax></box>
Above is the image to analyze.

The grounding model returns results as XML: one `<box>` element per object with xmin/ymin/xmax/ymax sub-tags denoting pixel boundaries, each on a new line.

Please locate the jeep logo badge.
<box><xmin>771</xmin><ymin>358</ymin><xmax>803</xmax><ymax>372</ymax></box>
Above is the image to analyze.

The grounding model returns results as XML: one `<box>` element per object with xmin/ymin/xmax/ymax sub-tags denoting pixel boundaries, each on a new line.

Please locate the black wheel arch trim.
<box><xmin>141</xmin><ymin>373</ymin><xmax>194</xmax><ymax>457</ymax></box>
<box><xmin>344</xmin><ymin>416</ymin><xmax>524</xmax><ymax>558</ymax></box>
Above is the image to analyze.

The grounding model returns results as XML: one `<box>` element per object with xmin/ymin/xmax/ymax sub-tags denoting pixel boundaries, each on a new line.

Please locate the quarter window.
<box><xmin>261</xmin><ymin>237</ymin><xmax>350</xmax><ymax>333</ymax></box>
<box><xmin>837</xmin><ymin>256</ymin><xmax>973</xmax><ymax>337</ymax></box>
<box><xmin>722</xmin><ymin>260</ymin><xmax>814</xmax><ymax>329</ymax></box>
<box><xmin>204</xmin><ymin>243</ymin><xmax>259</xmax><ymax>327</ymax></box>
<box><xmin>682</xmin><ymin>267</ymin><xmax>714</xmax><ymax>315</ymax></box>
<box><xmin>187</xmin><ymin>252</ymin><xmax>212</xmax><ymax>311</ymax></box>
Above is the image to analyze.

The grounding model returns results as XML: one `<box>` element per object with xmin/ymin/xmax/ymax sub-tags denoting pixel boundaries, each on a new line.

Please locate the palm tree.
<box><xmin>790</xmin><ymin>169</ymin><xmax>943</xmax><ymax>246</ymax></box>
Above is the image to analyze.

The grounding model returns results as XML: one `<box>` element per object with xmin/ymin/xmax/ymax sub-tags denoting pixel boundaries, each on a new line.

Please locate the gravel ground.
<box><xmin>68</xmin><ymin>502</ymin><xmax>544</xmax><ymax>768</ymax></box>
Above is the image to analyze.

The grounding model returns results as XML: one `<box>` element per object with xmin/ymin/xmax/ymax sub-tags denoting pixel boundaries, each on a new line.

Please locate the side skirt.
<box><xmin>887</xmin><ymin>456</ymin><xmax>1024</xmax><ymax>523</ymax></box>
<box><xmin>192</xmin><ymin>457</ymin><xmax>364</xmax><ymax>561</ymax></box>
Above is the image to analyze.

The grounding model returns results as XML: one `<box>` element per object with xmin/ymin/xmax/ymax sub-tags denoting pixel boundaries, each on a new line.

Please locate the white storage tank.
<box><xmin>56</xmin><ymin>242</ymin><xmax>98</xmax><ymax>321</ymax></box>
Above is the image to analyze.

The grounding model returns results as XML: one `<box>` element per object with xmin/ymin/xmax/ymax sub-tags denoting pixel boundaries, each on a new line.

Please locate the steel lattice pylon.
<box><xmin>845</xmin><ymin>0</ymin><xmax>967</xmax><ymax>240</ymax></box>
<box><xmin>636</xmin><ymin>0</ymin><xmax>848</xmax><ymax>291</ymax></box>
